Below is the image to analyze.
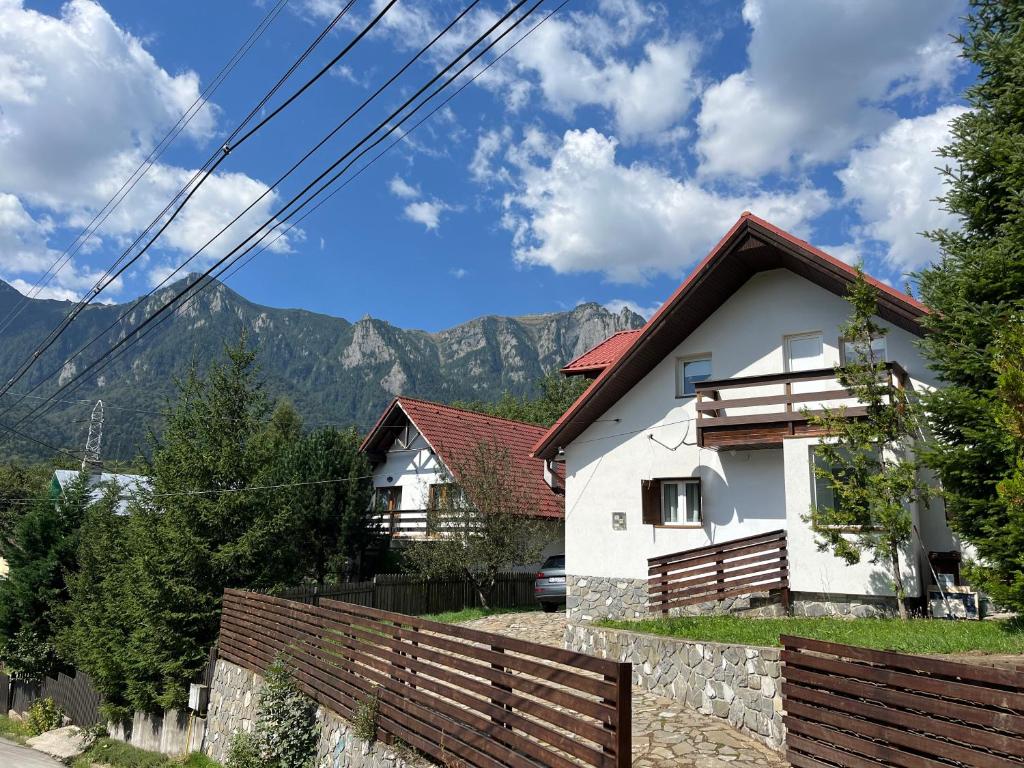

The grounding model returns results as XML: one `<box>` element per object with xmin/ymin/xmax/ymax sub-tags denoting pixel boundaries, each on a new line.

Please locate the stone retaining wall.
<box><xmin>204</xmin><ymin>659</ymin><xmax>427</xmax><ymax>768</ymax></box>
<box><xmin>565</xmin><ymin>623</ymin><xmax>784</xmax><ymax>751</ymax></box>
<box><xmin>568</xmin><ymin>573</ymin><xmax>897</xmax><ymax>621</ymax></box>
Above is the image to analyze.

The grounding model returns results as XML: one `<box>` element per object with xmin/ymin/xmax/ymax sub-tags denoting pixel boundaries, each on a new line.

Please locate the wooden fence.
<box><xmin>782</xmin><ymin>635</ymin><xmax>1024</xmax><ymax>767</ymax></box>
<box><xmin>0</xmin><ymin>670</ymin><xmax>101</xmax><ymax>725</ymax></box>
<box><xmin>648</xmin><ymin>529</ymin><xmax>789</xmax><ymax>614</ymax></box>
<box><xmin>219</xmin><ymin>589</ymin><xmax>632</xmax><ymax>768</ymax></box>
<box><xmin>278</xmin><ymin>571</ymin><xmax>537</xmax><ymax>615</ymax></box>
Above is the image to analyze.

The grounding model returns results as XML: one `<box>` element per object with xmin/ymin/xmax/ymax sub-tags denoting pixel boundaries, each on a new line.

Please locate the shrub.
<box><xmin>225</xmin><ymin>731</ymin><xmax>262</xmax><ymax>768</ymax></box>
<box><xmin>352</xmin><ymin>692</ymin><xmax>379</xmax><ymax>745</ymax></box>
<box><xmin>26</xmin><ymin>697</ymin><xmax>64</xmax><ymax>735</ymax></box>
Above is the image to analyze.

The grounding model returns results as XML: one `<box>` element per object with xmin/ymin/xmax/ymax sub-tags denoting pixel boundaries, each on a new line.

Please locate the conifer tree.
<box><xmin>919</xmin><ymin>0</ymin><xmax>1024</xmax><ymax>609</ymax></box>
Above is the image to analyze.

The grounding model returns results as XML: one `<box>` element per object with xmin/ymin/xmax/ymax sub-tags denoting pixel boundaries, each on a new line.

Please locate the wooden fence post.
<box><xmin>604</xmin><ymin>662</ymin><xmax>632</xmax><ymax>768</ymax></box>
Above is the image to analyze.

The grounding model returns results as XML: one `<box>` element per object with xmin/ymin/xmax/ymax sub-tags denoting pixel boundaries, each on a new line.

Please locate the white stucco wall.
<box><xmin>562</xmin><ymin>268</ymin><xmax>951</xmax><ymax>597</ymax></box>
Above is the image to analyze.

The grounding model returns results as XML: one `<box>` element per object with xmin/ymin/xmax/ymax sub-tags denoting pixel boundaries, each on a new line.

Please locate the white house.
<box><xmin>533</xmin><ymin>213</ymin><xmax>961</xmax><ymax>620</ymax></box>
<box><xmin>361</xmin><ymin>396</ymin><xmax>564</xmax><ymax>559</ymax></box>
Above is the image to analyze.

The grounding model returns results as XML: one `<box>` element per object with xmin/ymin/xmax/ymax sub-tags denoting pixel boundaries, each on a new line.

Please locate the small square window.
<box><xmin>840</xmin><ymin>336</ymin><xmax>887</xmax><ymax>366</ymax></box>
<box><xmin>676</xmin><ymin>357</ymin><xmax>712</xmax><ymax>397</ymax></box>
<box><xmin>661</xmin><ymin>479</ymin><xmax>701</xmax><ymax>525</ymax></box>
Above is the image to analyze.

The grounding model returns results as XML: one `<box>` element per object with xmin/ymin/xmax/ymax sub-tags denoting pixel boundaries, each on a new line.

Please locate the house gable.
<box><xmin>534</xmin><ymin>213</ymin><xmax>928</xmax><ymax>460</ymax></box>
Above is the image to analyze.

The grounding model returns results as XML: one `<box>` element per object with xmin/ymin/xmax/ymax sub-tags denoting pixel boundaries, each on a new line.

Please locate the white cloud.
<box><xmin>603</xmin><ymin>298</ymin><xmax>659</xmax><ymax>321</ymax></box>
<box><xmin>388</xmin><ymin>176</ymin><xmax>420</xmax><ymax>199</ymax></box>
<box><xmin>817</xmin><ymin>243</ymin><xmax>862</xmax><ymax>266</ymax></box>
<box><xmin>450</xmin><ymin>267</ymin><xmax>468</xmax><ymax>279</ymax></box>
<box><xmin>469</xmin><ymin>128</ymin><xmax>512</xmax><ymax>184</ymax></box>
<box><xmin>503</xmin><ymin>128</ymin><xmax>830</xmax><ymax>283</ymax></box>
<box><xmin>696</xmin><ymin>0</ymin><xmax>963</xmax><ymax>177</ymax></box>
<box><xmin>0</xmin><ymin>0</ymin><xmax>290</xmax><ymax>295</ymax></box>
<box><xmin>404</xmin><ymin>200</ymin><xmax>449</xmax><ymax>231</ymax></box>
<box><xmin>837</xmin><ymin>105</ymin><xmax>966</xmax><ymax>271</ymax></box>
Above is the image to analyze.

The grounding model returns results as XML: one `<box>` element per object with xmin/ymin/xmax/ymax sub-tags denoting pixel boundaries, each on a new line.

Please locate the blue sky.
<box><xmin>0</xmin><ymin>0</ymin><xmax>970</xmax><ymax>331</ymax></box>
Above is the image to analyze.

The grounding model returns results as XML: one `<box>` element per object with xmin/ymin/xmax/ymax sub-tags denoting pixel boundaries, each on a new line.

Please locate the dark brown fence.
<box><xmin>782</xmin><ymin>635</ymin><xmax>1024</xmax><ymax>767</ymax></box>
<box><xmin>278</xmin><ymin>571</ymin><xmax>537</xmax><ymax>614</ymax></box>
<box><xmin>0</xmin><ymin>670</ymin><xmax>101</xmax><ymax>725</ymax></box>
<box><xmin>219</xmin><ymin>589</ymin><xmax>631</xmax><ymax>768</ymax></box>
<box><xmin>648</xmin><ymin>529</ymin><xmax>789</xmax><ymax>614</ymax></box>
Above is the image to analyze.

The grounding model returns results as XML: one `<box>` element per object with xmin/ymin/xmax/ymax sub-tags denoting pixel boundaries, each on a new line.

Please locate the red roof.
<box><xmin>533</xmin><ymin>212</ymin><xmax>930</xmax><ymax>460</ymax></box>
<box><xmin>560</xmin><ymin>330</ymin><xmax>644</xmax><ymax>376</ymax></box>
<box><xmin>361</xmin><ymin>396</ymin><xmax>563</xmax><ymax>519</ymax></box>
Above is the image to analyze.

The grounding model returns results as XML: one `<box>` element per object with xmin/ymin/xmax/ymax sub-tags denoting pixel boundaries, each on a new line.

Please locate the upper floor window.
<box><xmin>784</xmin><ymin>332</ymin><xmax>824</xmax><ymax>372</ymax></box>
<box><xmin>676</xmin><ymin>356</ymin><xmax>711</xmax><ymax>397</ymax></box>
<box><xmin>840</xmin><ymin>336</ymin><xmax>887</xmax><ymax>366</ymax></box>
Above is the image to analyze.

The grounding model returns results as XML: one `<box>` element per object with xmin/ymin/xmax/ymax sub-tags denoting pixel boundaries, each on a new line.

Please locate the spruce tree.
<box><xmin>919</xmin><ymin>0</ymin><xmax>1024</xmax><ymax>609</ymax></box>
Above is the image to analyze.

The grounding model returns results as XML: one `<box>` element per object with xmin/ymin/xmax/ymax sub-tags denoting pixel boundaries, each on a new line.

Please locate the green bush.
<box><xmin>225</xmin><ymin>658</ymin><xmax>319</xmax><ymax>768</ymax></box>
<box><xmin>225</xmin><ymin>731</ymin><xmax>262</xmax><ymax>768</ymax></box>
<box><xmin>352</xmin><ymin>693</ymin><xmax>379</xmax><ymax>745</ymax></box>
<box><xmin>26</xmin><ymin>697</ymin><xmax>64</xmax><ymax>735</ymax></box>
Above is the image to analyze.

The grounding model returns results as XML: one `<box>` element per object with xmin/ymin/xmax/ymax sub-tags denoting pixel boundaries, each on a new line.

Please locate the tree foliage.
<box><xmin>405</xmin><ymin>441</ymin><xmax>555</xmax><ymax>608</ymax></box>
<box><xmin>918</xmin><ymin>0</ymin><xmax>1024</xmax><ymax>610</ymax></box>
<box><xmin>453</xmin><ymin>372</ymin><xmax>589</xmax><ymax>427</ymax></box>
<box><xmin>806</xmin><ymin>271</ymin><xmax>927</xmax><ymax>619</ymax></box>
<box><xmin>0</xmin><ymin>461</ymin><xmax>54</xmax><ymax>560</ymax></box>
<box><xmin>0</xmin><ymin>471</ymin><xmax>96</xmax><ymax>679</ymax></box>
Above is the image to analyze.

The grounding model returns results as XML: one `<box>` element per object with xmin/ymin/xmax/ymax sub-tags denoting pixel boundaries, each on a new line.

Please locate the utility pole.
<box><xmin>82</xmin><ymin>400</ymin><xmax>104</xmax><ymax>476</ymax></box>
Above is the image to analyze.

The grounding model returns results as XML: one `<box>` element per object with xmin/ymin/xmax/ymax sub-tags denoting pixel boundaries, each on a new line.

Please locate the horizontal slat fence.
<box><xmin>782</xmin><ymin>635</ymin><xmax>1024</xmax><ymax>768</ymax></box>
<box><xmin>219</xmin><ymin>589</ymin><xmax>631</xmax><ymax>768</ymax></box>
<box><xmin>648</xmin><ymin>530</ymin><xmax>789</xmax><ymax>614</ymax></box>
<box><xmin>278</xmin><ymin>571</ymin><xmax>536</xmax><ymax>614</ymax></box>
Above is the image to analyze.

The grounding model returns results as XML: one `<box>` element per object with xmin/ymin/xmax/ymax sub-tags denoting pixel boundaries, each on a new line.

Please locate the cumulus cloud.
<box><xmin>0</xmin><ymin>0</ymin><xmax>290</xmax><ymax>297</ymax></box>
<box><xmin>696</xmin><ymin>0</ymin><xmax>962</xmax><ymax>177</ymax></box>
<box><xmin>503</xmin><ymin>128</ymin><xmax>830</xmax><ymax>283</ymax></box>
<box><xmin>404</xmin><ymin>200</ymin><xmax>450</xmax><ymax>231</ymax></box>
<box><xmin>388</xmin><ymin>176</ymin><xmax>420</xmax><ymax>199</ymax></box>
<box><xmin>837</xmin><ymin>105</ymin><xmax>966</xmax><ymax>271</ymax></box>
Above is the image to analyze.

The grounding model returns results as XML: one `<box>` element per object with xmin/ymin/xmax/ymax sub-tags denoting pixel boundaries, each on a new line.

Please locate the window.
<box><xmin>427</xmin><ymin>483</ymin><xmax>453</xmax><ymax>509</ymax></box>
<box><xmin>809</xmin><ymin>445</ymin><xmax>880</xmax><ymax>527</ymax></box>
<box><xmin>643</xmin><ymin>478</ymin><xmax>701</xmax><ymax>525</ymax></box>
<box><xmin>376</xmin><ymin>486</ymin><xmax>402</xmax><ymax>512</ymax></box>
<box><xmin>676</xmin><ymin>356</ymin><xmax>712</xmax><ymax>397</ymax></box>
<box><xmin>840</xmin><ymin>335</ymin><xmax>887</xmax><ymax>365</ymax></box>
<box><xmin>784</xmin><ymin>332</ymin><xmax>824</xmax><ymax>372</ymax></box>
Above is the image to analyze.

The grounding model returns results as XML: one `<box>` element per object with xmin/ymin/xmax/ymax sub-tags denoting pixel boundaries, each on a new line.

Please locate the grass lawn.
<box><xmin>0</xmin><ymin>713</ymin><xmax>31</xmax><ymax>744</ymax></box>
<box><xmin>596</xmin><ymin>615</ymin><xmax>1024</xmax><ymax>655</ymax></box>
<box><xmin>422</xmin><ymin>605</ymin><xmax>537</xmax><ymax>624</ymax></box>
<box><xmin>71</xmin><ymin>738</ymin><xmax>220</xmax><ymax>768</ymax></box>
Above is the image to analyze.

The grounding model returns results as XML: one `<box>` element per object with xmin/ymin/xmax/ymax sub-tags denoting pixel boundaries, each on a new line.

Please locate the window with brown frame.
<box><xmin>641</xmin><ymin>478</ymin><xmax>701</xmax><ymax>526</ymax></box>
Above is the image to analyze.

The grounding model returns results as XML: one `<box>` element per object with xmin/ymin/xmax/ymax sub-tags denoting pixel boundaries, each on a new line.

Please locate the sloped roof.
<box><xmin>361</xmin><ymin>396</ymin><xmax>564</xmax><ymax>519</ymax></box>
<box><xmin>560</xmin><ymin>330</ymin><xmax>644</xmax><ymax>376</ymax></box>
<box><xmin>533</xmin><ymin>212</ymin><xmax>929</xmax><ymax>460</ymax></box>
<box><xmin>52</xmin><ymin>469</ymin><xmax>150</xmax><ymax>516</ymax></box>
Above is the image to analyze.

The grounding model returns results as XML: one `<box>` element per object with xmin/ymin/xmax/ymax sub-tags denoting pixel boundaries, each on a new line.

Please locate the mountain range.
<box><xmin>0</xmin><ymin>277</ymin><xmax>644</xmax><ymax>462</ymax></box>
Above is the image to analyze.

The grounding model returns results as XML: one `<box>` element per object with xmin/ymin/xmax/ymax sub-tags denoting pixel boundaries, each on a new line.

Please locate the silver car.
<box><xmin>534</xmin><ymin>554</ymin><xmax>566</xmax><ymax>612</ymax></box>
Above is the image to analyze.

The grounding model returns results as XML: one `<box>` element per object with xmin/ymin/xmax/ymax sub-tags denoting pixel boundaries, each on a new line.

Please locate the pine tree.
<box><xmin>919</xmin><ymin>0</ymin><xmax>1024</xmax><ymax>610</ymax></box>
<box><xmin>0</xmin><ymin>471</ymin><xmax>93</xmax><ymax>679</ymax></box>
<box><xmin>807</xmin><ymin>271</ymin><xmax>927</xmax><ymax>619</ymax></box>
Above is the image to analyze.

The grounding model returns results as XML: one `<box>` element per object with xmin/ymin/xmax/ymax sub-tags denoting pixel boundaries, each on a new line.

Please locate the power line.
<box><xmin>0</xmin><ymin>0</ymin><xmax>291</xmax><ymax>338</ymax></box>
<box><xmin>0</xmin><ymin>0</ymin><xmax>366</xmax><ymax>405</ymax></box>
<box><xmin>11</xmin><ymin>1</ymin><xmax>539</xmax><ymax>432</ymax></box>
<box><xmin>5</xmin><ymin>0</ymin><xmax>483</xmax><ymax>423</ymax></box>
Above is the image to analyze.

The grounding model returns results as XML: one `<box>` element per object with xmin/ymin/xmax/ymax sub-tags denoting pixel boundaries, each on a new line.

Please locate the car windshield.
<box><xmin>542</xmin><ymin>555</ymin><xmax>565</xmax><ymax>569</ymax></box>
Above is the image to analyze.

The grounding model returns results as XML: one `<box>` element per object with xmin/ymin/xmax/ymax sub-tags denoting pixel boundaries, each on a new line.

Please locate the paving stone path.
<box><xmin>460</xmin><ymin>612</ymin><xmax>789</xmax><ymax>768</ymax></box>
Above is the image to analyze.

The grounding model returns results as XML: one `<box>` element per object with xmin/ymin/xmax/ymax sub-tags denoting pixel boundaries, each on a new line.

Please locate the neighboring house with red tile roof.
<box><xmin>360</xmin><ymin>397</ymin><xmax>564</xmax><ymax>557</ymax></box>
<box><xmin>535</xmin><ymin>213</ymin><xmax>962</xmax><ymax>621</ymax></box>
<box><xmin>560</xmin><ymin>329</ymin><xmax>643</xmax><ymax>378</ymax></box>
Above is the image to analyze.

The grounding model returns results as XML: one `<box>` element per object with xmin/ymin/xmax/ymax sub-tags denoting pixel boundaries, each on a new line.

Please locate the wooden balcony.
<box><xmin>694</xmin><ymin>362</ymin><xmax>909</xmax><ymax>450</ymax></box>
<box><xmin>376</xmin><ymin>509</ymin><xmax>464</xmax><ymax>540</ymax></box>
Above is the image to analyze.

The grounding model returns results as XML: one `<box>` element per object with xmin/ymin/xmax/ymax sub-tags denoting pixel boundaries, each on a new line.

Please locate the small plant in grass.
<box><xmin>225</xmin><ymin>731</ymin><xmax>262</xmax><ymax>768</ymax></box>
<box><xmin>352</xmin><ymin>691</ymin><xmax>379</xmax><ymax>744</ymax></box>
<box><xmin>26</xmin><ymin>696</ymin><xmax>64</xmax><ymax>735</ymax></box>
<box><xmin>0</xmin><ymin>713</ymin><xmax>32</xmax><ymax>744</ymax></box>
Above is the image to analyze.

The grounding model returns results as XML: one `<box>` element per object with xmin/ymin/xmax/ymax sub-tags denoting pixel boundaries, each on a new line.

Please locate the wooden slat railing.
<box><xmin>781</xmin><ymin>635</ymin><xmax>1024</xmax><ymax>767</ymax></box>
<box><xmin>648</xmin><ymin>530</ymin><xmax>789</xmax><ymax>615</ymax></box>
<box><xmin>219</xmin><ymin>589</ymin><xmax>632</xmax><ymax>768</ymax></box>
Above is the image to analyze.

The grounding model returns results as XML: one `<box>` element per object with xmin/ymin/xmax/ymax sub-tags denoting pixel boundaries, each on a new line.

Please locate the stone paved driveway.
<box><xmin>460</xmin><ymin>612</ymin><xmax>789</xmax><ymax>768</ymax></box>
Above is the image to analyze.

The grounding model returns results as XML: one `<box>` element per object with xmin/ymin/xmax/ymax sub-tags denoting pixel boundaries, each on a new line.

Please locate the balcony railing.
<box><xmin>376</xmin><ymin>509</ymin><xmax>468</xmax><ymax>539</ymax></box>
<box><xmin>694</xmin><ymin>362</ymin><xmax>909</xmax><ymax>450</ymax></box>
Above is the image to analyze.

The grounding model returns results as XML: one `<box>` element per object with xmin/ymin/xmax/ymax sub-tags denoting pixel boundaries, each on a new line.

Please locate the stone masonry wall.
<box><xmin>568</xmin><ymin>573</ymin><xmax>898</xmax><ymax>622</ymax></box>
<box><xmin>204</xmin><ymin>659</ymin><xmax>427</xmax><ymax>768</ymax></box>
<box><xmin>565</xmin><ymin>623</ymin><xmax>784</xmax><ymax>751</ymax></box>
